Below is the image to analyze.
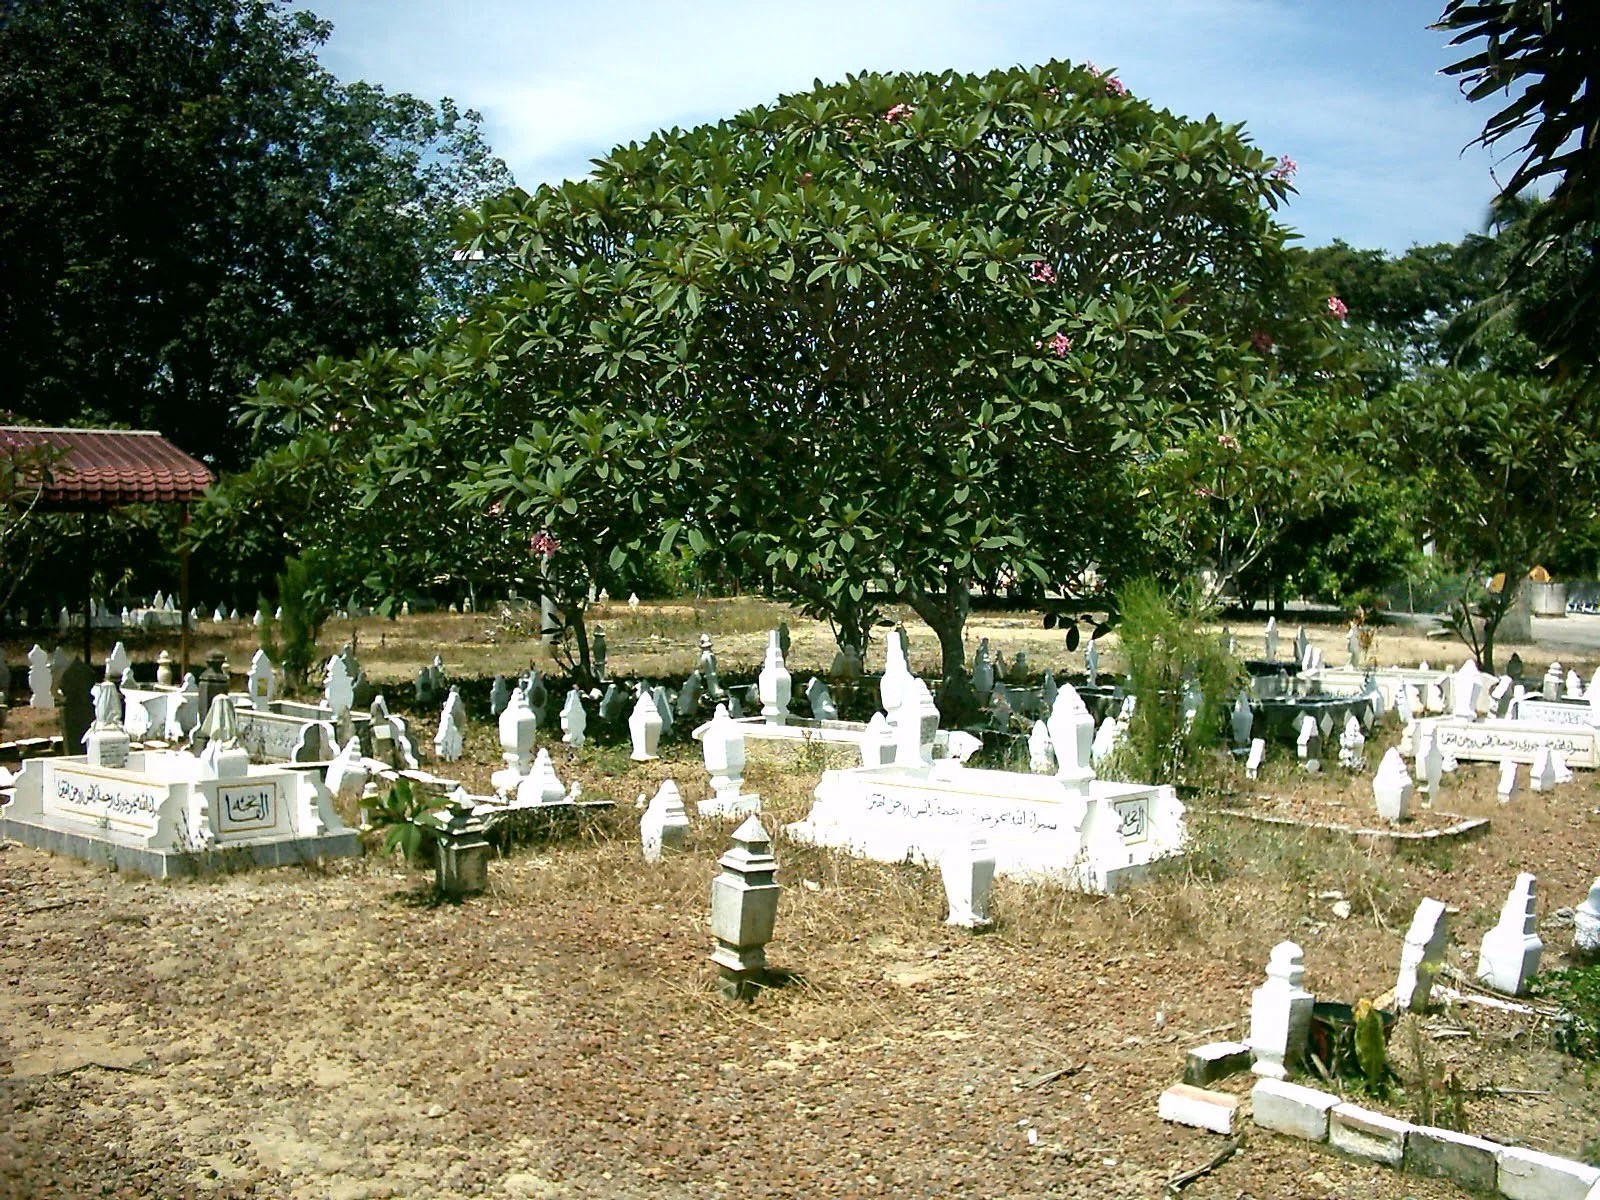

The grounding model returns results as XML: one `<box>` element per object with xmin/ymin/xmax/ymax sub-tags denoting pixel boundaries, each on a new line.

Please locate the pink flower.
<box><xmin>1083</xmin><ymin>61</ymin><xmax>1125</xmax><ymax>95</ymax></box>
<box><xmin>1029</xmin><ymin>260</ymin><xmax>1057</xmax><ymax>284</ymax></box>
<box><xmin>1271</xmin><ymin>156</ymin><xmax>1297</xmax><ymax>182</ymax></box>
<box><xmin>1327</xmin><ymin>295</ymin><xmax>1349</xmax><ymax>321</ymax></box>
<box><xmin>1194</xmin><ymin>485</ymin><xmax>1218</xmax><ymax>499</ymax></box>
<box><xmin>884</xmin><ymin>103</ymin><xmax>913</xmax><ymax>123</ymax></box>
<box><xmin>1217</xmin><ymin>433</ymin><xmax>1240</xmax><ymax>451</ymax></box>
<box><xmin>530</xmin><ymin>529</ymin><xmax>560</xmax><ymax>558</ymax></box>
<box><xmin>488</xmin><ymin>500</ymin><xmax>503</xmax><ymax>517</ymax></box>
<box><xmin>1048</xmin><ymin>332</ymin><xmax>1072</xmax><ymax>357</ymax></box>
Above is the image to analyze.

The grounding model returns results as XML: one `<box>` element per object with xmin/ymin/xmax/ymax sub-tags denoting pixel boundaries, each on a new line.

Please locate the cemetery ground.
<box><xmin>3</xmin><ymin>602</ymin><xmax>1600</xmax><ymax>1199</ymax></box>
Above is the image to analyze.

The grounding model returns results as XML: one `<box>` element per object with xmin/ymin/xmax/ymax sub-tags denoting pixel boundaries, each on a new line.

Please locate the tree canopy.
<box><xmin>0</xmin><ymin>0</ymin><xmax>511</xmax><ymax>470</ymax></box>
<box><xmin>238</xmin><ymin>59</ymin><xmax>1319</xmax><ymax>683</ymax></box>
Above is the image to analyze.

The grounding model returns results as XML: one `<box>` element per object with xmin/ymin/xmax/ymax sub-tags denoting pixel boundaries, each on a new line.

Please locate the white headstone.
<box><xmin>1452</xmin><ymin>659</ymin><xmax>1483</xmax><ymax>719</ymax></box>
<box><xmin>1246</xmin><ymin>738</ymin><xmax>1265</xmax><ymax>780</ymax></box>
<box><xmin>1046</xmin><ymin>684</ymin><xmax>1095</xmax><ymax>789</ymax></box>
<box><xmin>1394</xmin><ymin>898</ymin><xmax>1448</xmax><ymax>1013</ymax></box>
<box><xmin>629</xmin><ymin>689</ymin><xmax>664</xmax><ymax>761</ymax></box>
<box><xmin>324</xmin><ymin>737</ymin><xmax>367</xmax><ymax>806</ymax></box>
<box><xmin>1230</xmin><ymin>693</ymin><xmax>1254</xmax><ymax>748</ymax></box>
<box><xmin>805</xmin><ymin>676</ymin><xmax>838</xmax><ymax>722</ymax></box>
<box><xmin>433</xmin><ymin>690</ymin><xmax>465</xmax><ymax>762</ymax></box>
<box><xmin>1530</xmin><ymin>746</ymin><xmax>1556</xmax><ymax>793</ymax></box>
<box><xmin>1027</xmin><ymin>720</ymin><xmax>1054</xmax><ymax>774</ymax></box>
<box><xmin>1249</xmin><ymin>941</ymin><xmax>1313</xmax><ymax>1079</ymax></box>
<box><xmin>1476</xmin><ymin>873</ymin><xmax>1542</xmax><ymax>995</ymax></box>
<box><xmin>26</xmin><ymin>645</ymin><xmax>53</xmax><ymax>710</ymax></box>
<box><xmin>1552</xmin><ymin>749</ymin><xmax>1575</xmax><ymax>785</ymax></box>
<box><xmin>1338</xmin><ymin>714</ymin><xmax>1366</xmax><ymax>770</ymax></box>
<box><xmin>1575</xmin><ymin>879</ymin><xmax>1600</xmax><ymax>957</ymax></box>
<box><xmin>1373</xmin><ymin>748</ymin><xmax>1413</xmax><ymax>822</ymax></box>
<box><xmin>941</xmin><ymin>838</ymin><xmax>995</xmax><ymax>929</ymax></box>
<box><xmin>1090</xmin><ymin>716</ymin><xmax>1120</xmax><ymax>766</ymax></box>
<box><xmin>895</xmin><ymin>679</ymin><xmax>942</xmax><ymax>767</ymax></box>
<box><xmin>1567</xmin><ymin>669</ymin><xmax>1584</xmax><ymax>700</ymax></box>
<box><xmin>1264</xmin><ymin>617</ymin><xmax>1279</xmax><ymax>663</ymax></box>
<box><xmin>560</xmin><ymin>688</ymin><xmax>587</xmax><ymax>746</ymax></box>
<box><xmin>105</xmin><ymin>641</ymin><xmax>132</xmax><ymax>681</ymax></box>
<box><xmin>246</xmin><ymin>649</ymin><xmax>277</xmax><ymax>704</ymax></box>
<box><xmin>1295</xmin><ymin>713</ymin><xmax>1319</xmax><ymax>761</ymax></box>
<box><xmin>1084</xmin><ymin>638</ymin><xmax>1100</xmax><ymax>686</ymax></box>
<box><xmin>758</xmin><ymin>630</ymin><xmax>792</xmax><ymax>725</ymax></box>
<box><xmin>701</xmin><ymin>703</ymin><xmax>756</xmax><ymax>814</ymax></box>
<box><xmin>1544</xmin><ymin>661</ymin><xmax>1564</xmax><ymax>700</ymax></box>
<box><xmin>640</xmin><ymin>779</ymin><xmax>688</xmax><ymax>861</ymax></box>
<box><xmin>972</xmin><ymin>640</ymin><xmax>995</xmax><ymax>697</ymax></box>
<box><xmin>324</xmin><ymin>655</ymin><xmax>354</xmax><ymax>719</ymax></box>
<box><xmin>860</xmin><ymin>712</ymin><xmax>895</xmax><ymax>768</ymax></box>
<box><xmin>1497</xmin><ymin>759</ymin><xmax>1520</xmax><ymax>803</ymax></box>
<box><xmin>516</xmin><ymin>748</ymin><xmax>569</xmax><ymax>807</ymax></box>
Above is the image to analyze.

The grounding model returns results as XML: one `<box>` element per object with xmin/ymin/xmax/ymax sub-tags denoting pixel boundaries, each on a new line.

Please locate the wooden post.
<box><xmin>179</xmin><ymin>505</ymin><xmax>192</xmax><ymax>678</ymax></box>
<box><xmin>81</xmin><ymin>511</ymin><xmax>92</xmax><ymax>667</ymax></box>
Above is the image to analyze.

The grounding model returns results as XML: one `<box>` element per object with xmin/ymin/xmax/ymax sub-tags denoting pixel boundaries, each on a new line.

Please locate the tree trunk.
<box><xmin>904</xmin><ymin>581</ymin><xmax>969</xmax><ymax>683</ymax></box>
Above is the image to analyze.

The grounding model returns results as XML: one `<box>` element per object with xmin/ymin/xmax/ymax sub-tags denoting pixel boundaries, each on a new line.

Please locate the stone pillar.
<box><xmin>435</xmin><ymin>804</ymin><xmax>491</xmax><ymax>899</ymax></box>
<box><xmin>709</xmin><ymin>816</ymin><xmax>781</xmax><ymax>1001</ymax></box>
<box><xmin>196</xmin><ymin>651</ymin><xmax>229</xmax><ymax>730</ymax></box>
<box><xmin>1249</xmin><ymin>941</ymin><xmax>1314</xmax><ymax>1079</ymax></box>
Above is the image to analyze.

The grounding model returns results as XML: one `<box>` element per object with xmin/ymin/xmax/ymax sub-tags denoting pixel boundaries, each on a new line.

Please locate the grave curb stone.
<box><xmin>1402</xmin><ymin>1126</ymin><xmax>1500</xmax><ymax>1193</ymax></box>
<box><xmin>1249</xmin><ymin>1078</ymin><xmax>1338</xmax><ymax>1141</ymax></box>
<box><xmin>1183</xmin><ymin>1041</ymin><xmax>1252</xmax><ymax>1087</ymax></box>
<box><xmin>1158</xmin><ymin>1083</ymin><xmax>1239</xmax><ymax>1135</ymax></box>
<box><xmin>1497</xmin><ymin>1146</ymin><xmax>1600</xmax><ymax>1200</ymax></box>
<box><xmin>1328</xmin><ymin>1102</ymin><xmax>1408</xmax><ymax>1166</ymax></box>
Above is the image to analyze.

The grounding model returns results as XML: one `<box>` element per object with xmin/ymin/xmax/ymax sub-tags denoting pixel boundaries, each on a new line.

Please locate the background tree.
<box><xmin>1436</xmin><ymin>0</ymin><xmax>1600</xmax><ymax>370</ymax></box>
<box><xmin>1358</xmin><ymin>368</ymin><xmax>1600</xmax><ymax>669</ymax></box>
<box><xmin>0</xmin><ymin>0</ymin><xmax>510</xmax><ymax>470</ymax></box>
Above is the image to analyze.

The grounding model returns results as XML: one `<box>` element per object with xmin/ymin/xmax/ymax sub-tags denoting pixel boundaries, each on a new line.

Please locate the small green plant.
<box><xmin>1353</xmin><ymin>998</ymin><xmax>1392</xmax><ymax>1098</ymax></box>
<box><xmin>1112</xmin><ymin>577</ymin><xmax>1245</xmax><ymax>785</ymax></box>
<box><xmin>365</xmin><ymin>778</ymin><xmax>449</xmax><ymax>865</ymax></box>
<box><xmin>1533</xmin><ymin>962</ymin><xmax>1600</xmax><ymax>1059</ymax></box>
<box><xmin>1406</xmin><ymin>1020</ymin><xmax>1469</xmax><ymax>1131</ymax></box>
<box><xmin>275</xmin><ymin>551</ymin><xmax>332</xmax><ymax>687</ymax></box>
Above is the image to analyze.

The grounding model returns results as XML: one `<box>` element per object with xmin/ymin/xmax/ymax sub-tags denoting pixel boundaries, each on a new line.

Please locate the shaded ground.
<box><xmin>3</xmin><ymin>605</ymin><xmax>1600</xmax><ymax>1198</ymax></box>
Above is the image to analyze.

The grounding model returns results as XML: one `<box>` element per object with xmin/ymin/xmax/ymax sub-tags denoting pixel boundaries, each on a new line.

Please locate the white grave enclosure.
<box><xmin>1419</xmin><ymin>717</ymin><xmax>1597</xmax><ymax>768</ymax></box>
<box><xmin>1</xmin><ymin>748</ymin><xmax>357</xmax><ymax>877</ymax></box>
<box><xmin>788</xmin><ymin>758</ymin><xmax>1185</xmax><ymax>893</ymax></box>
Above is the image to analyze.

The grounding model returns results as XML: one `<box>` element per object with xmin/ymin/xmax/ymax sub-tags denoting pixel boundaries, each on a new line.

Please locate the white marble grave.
<box><xmin>789</xmin><ymin>757</ymin><xmax>1184</xmax><ymax>893</ymax></box>
<box><xmin>0</xmin><ymin>738</ymin><xmax>355</xmax><ymax>876</ymax></box>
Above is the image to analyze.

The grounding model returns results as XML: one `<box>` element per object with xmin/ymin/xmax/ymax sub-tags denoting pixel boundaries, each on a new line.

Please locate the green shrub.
<box><xmin>1113</xmin><ymin>577</ymin><xmax>1244</xmax><ymax>785</ymax></box>
<box><xmin>1533</xmin><ymin>963</ymin><xmax>1600</xmax><ymax>1059</ymax></box>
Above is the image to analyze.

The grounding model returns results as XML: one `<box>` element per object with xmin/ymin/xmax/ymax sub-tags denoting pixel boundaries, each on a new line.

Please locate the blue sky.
<box><xmin>303</xmin><ymin>0</ymin><xmax>1506</xmax><ymax>256</ymax></box>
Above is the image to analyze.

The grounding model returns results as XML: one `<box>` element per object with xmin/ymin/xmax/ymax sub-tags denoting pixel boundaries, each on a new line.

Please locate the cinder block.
<box><xmin>1249</xmin><ymin>1077</ymin><xmax>1339</xmax><ymax>1142</ymax></box>
<box><xmin>1403</xmin><ymin>1125</ymin><xmax>1499</xmax><ymax>1193</ymax></box>
<box><xmin>1328</xmin><ymin>1103</ymin><xmax>1408</xmax><ymax>1166</ymax></box>
<box><xmin>1158</xmin><ymin>1083</ymin><xmax>1240</xmax><ymax>1135</ymax></box>
<box><xmin>1498</xmin><ymin>1145</ymin><xmax>1600</xmax><ymax>1200</ymax></box>
<box><xmin>1183</xmin><ymin>1041</ymin><xmax>1252</xmax><ymax>1087</ymax></box>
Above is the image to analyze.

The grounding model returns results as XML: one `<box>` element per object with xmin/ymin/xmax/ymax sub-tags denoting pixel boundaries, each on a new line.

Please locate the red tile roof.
<box><xmin>2</xmin><ymin>427</ymin><xmax>215</xmax><ymax>509</ymax></box>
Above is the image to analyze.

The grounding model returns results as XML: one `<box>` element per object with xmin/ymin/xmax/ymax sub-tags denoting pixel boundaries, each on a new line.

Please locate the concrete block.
<box><xmin>1249</xmin><ymin>1077</ymin><xmax>1339</xmax><ymax>1142</ymax></box>
<box><xmin>1498</xmin><ymin>1145</ymin><xmax>1600</xmax><ymax>1200</ymax></box>
<box><xmin>1328</xmin><ymin>1103</ymin><xmax>1408</xmax><ymax>1166</ymax></box>
<box><xmin>1158</xmin><ymin>1083</ymin><xmax>1240</xmax><ymax>1135</ymax></box>
<box><xmin>1403</xmin><ymin>1125</ymin><xmax>1500</xmax><ymax>1194</ymax></box>
<box><xmin>1183</xmin><ymin>1041</ymin><xmax>1252</xmax><ymax>1087</ymax></box>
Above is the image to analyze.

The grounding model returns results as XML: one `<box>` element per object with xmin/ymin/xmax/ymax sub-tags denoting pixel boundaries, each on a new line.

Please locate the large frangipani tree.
<box><xmin>241</xmin><ymin>60</ymin><xmax>1314</xmax><ymax>686</ymax></box>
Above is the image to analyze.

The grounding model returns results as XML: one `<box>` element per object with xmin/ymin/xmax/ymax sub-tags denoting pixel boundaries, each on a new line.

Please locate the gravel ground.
<box><xmin>3</xmin><ymin>607</ymin><xmax>1599</xmax><ymax>1198</ymax></box>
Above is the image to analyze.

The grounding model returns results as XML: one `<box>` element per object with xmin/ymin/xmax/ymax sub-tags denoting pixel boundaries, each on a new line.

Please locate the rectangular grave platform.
<box><xmin>787</xmin><ymin>760</ymin><xmax>1184</xmax><ymax>892</ymax></box>
<box><xmin>0</xmin><ymin>749</ymin><xmax>357</xmax><ymax>878</ymax></box>
<box><xmin>1509</xmin><ymin>698</ymin><xmax>1597</xmax><ymax>729</ymax></box>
